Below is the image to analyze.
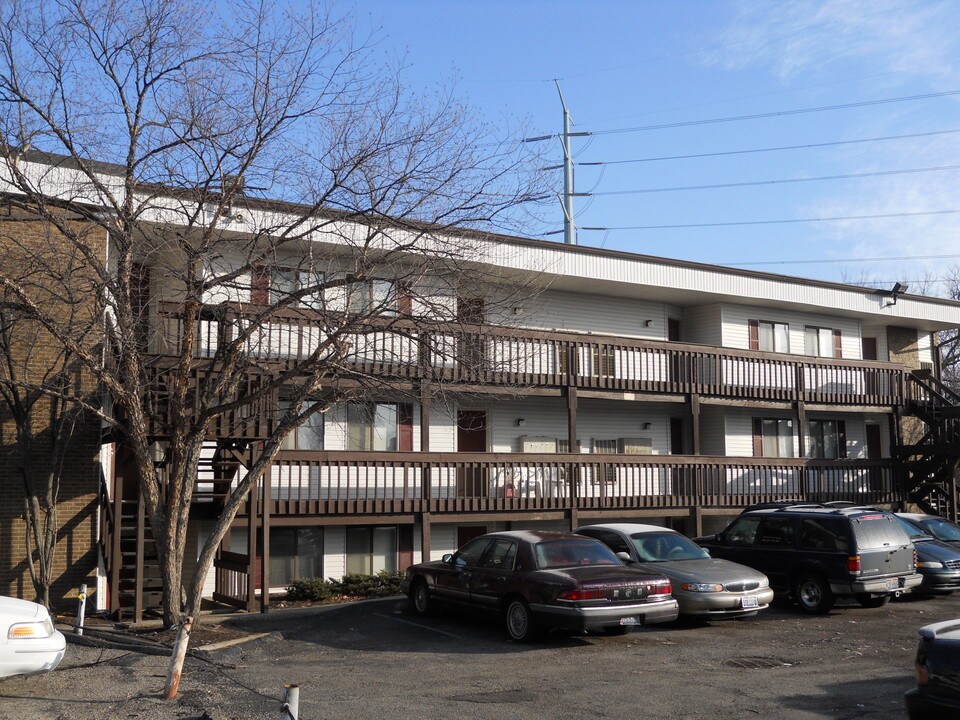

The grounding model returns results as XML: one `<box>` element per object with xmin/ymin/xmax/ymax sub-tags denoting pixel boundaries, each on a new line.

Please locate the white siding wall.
<box><xmin>721</xmin><ymin>304</ymin><xmax>862</xmax><ymax>358</ymax></box>
<box><xmin>323</xmin><ymin>526</ymin><xmax>346</xmax><ymax>580</ymax></box>
<box><xmin>699</xmin><ymin>405</ymin><xmax>726</xmax><ymax>456</ymax></box>
<box><xmin>681</xmin><ymin>304</ymin><xmax>723</xmax><ymax>346</ymax></box>
<box><xmin>514</xmin><ymin>288</ymin><xmax>668</xmax><ymax>339</ymax></box>
<box><xmin>860</xmin><ymin>324</ymin><xmax>890</xmax><ymax>361</ymax></box>
<box><xmin>429</xmin><ymin>524</ymin><xmax>457</xmax><ymax>561</ymax></box>
<box><xmin>918</xmin><ymin>330</ymin><xmax>934</xmax><ymax>366</ymax></box>
<box><xmin>487</xmin><ymin>397</ymin><xmax>672</xmax><ymax>454</ymax></box>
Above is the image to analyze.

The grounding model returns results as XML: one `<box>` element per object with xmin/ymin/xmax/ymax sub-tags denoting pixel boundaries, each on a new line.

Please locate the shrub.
<box><xmin>286</xmin><ymin>577</ymin><xmax>336</xmax><ymax>602</ymax></box>
<box><xmin>333</xmin><ymin>571</ymin><xmax>405</xmax><ymax>598</ymax></box>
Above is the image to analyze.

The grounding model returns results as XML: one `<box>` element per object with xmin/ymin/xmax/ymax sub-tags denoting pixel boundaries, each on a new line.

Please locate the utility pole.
<box><xmin>556</xmin><ymin>80</ymin><xmax>576</xmax><ymax>245</ymax></box>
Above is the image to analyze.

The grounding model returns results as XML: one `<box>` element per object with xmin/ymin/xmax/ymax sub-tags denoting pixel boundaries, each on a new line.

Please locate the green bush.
<box><xmin>286</xmin><ymin>570</ymin><xmax>404</xmax><ymax>602</ymax></box>
<box><xmin>333</xmin><ymin>571</ymin><xmax>405</xmax><ymax>598</ymax></box>
<box><xmin>286</xmin><ymin>577</ymin><xmax>336</xmax><ymax>602</ymax></box>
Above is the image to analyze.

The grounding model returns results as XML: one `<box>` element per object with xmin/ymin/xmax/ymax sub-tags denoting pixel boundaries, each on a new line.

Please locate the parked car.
<box><xmin>401</xmin><ymin>530</ymin><xmax>679</xmax><ymax>641</ymax></box>
<box><xmin>898</xmin><ymin>513</ymin><xmax>960</xmax><ymax>548</ymax></box>
<box><xmin>891</xmin><ymin>515</ymin><xmax>960</xmax><ymax>594</ymax></box>
<box><xmin>0</xmin><ymin>596</ymin><xmax>66</xmax><ymax>678</ymax></box>
<box><xmin>575</xmin><ymin>523</ymin><xmax>773</xmax><ymax>619</ymax></box>
<box><xmin>905</xmin><ymin>618</ymin><xmax>960</xmax><ymax>719</ymax></box>
<box><xmin>696</xmin><ymin>504</ymin><xmax>921</xmax><ymax>613</ymax></box>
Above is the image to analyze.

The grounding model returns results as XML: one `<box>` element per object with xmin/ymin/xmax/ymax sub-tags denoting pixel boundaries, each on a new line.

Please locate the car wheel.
<box><xmin>504</xmin><ymin>598</ymin><xmax>538</xmax><ymax>642</ymax></box>
<box><xmin>411</xmin><ymin>579</ymin><xmax>432</xmax><ymax>616</ymax></box>
<box><xmin>855</xmin><ymin>593</ymin><xmax>891</xmax><ymax>608</ymax></box>
<box><xmin>794</xmin><ymin>573</ymin><xmax>834</xmax><ymax>614</ymax></box>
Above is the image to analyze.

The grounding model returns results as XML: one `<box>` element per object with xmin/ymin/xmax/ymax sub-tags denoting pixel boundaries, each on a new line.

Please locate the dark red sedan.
<box><xmin>401</xmin><ymin>530</ymin><xmax>679</xmax><ymax>641</ymax></box>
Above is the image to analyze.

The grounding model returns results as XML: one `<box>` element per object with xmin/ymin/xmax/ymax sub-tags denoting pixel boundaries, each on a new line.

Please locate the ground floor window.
<box><xmin>752</xmin><ymin>418</ymin><xmax>795</xmax><ymax>458</ymax></box>
<box><xmin>808</xmin><ymin>419</ymin><xmax>847</xmax><ymax>459</ymax></box>
<box><xmin>346</xmin><ymin>526</ymin><xmax>397</xmax><ymax>575</ymax></box>
<box><xmin>269</xmin><ymin>527</ymin><xmax>324</xmax><ymax>587</ymax></box>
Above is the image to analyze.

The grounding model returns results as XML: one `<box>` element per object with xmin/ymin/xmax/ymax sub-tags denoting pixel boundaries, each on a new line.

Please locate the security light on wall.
<box><xmin>642</xmin><ymin>422</ymin><xmax>652</xmax><ymax>429</ymax></box>
<box><xmin>517</xmin><ymin>418</ymin><xmax>526</xmax><ymax>427</ymax></box>
<box><xmin>883</xmin><ymin>281</ymin><xmax>910</xmax><ymax>307</ymax></box>
<box><xmin>643</xmin><ymin>319</ymin><xmax>653</xmax><ymax>327</ymax></box>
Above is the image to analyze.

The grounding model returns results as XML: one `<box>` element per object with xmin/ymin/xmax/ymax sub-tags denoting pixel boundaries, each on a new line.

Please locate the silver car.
<box><xmin>576</xmin><ymin>523</ymin><xmax>773</xmax><ymax>619</ymax></box>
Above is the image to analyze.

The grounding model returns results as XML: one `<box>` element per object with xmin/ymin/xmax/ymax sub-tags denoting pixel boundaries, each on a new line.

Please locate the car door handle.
<box><xmin>497</xmin><ymin>576</ymin><xmax>506</xmax><ymax>582</ymax></box>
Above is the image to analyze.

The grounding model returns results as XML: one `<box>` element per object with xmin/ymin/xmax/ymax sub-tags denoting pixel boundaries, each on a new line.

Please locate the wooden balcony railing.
<box><xmin>202</xmin><ymin>452</ymin><xmax>903</xmax><ymax>517</ymax></box>
<box><xmin>152</xmin><ymin>302</ymin><xmax>907</xmax><ymax>406</ymax></box>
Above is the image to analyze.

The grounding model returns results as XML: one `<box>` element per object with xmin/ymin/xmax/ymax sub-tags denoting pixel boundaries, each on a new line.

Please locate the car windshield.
<box><xmin>534</xmin><ymin>539</ymin><xmax>621</xmax><ymax>569</ymax></box>
<box><xmin>891</xmin><ymin>515</ymin><xmax>933</xmax><ymax>542</ymax></box>
<box><xmin>631</xmin><ymin>532</ymin><xmax>708</xmax><ymax>561</ymax></box>
<box><xmin>920</xmin><ymin>518</ymin><xmax>960</xmax><ymax>542</ymax></box>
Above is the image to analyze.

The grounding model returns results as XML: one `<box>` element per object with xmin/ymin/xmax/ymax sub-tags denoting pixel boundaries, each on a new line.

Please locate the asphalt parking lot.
<box><xmin>1</xmin><ymin>592</ymin><xmax>957</xmax><ymax>720</ymax></box>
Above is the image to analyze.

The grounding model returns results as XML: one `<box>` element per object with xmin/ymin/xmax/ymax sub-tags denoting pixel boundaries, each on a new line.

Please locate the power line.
<box><xmin>585</xmin><ymin>89</ymin><xmax>960</xmax><ymax>137</ymax></box>
<box><xmin>576</xmin><ymin>162</ymin><xmax>960</xmax><ymax>197</ymax></box>
<box><xmin>575</xmin><ymin>208</ymin><xmax>960</xmax><ymax>231</ymax></box>
<box><xmin>577</xmin><ymin>129</ymin><xmax>960</xmax><ymax>166</ymax></box>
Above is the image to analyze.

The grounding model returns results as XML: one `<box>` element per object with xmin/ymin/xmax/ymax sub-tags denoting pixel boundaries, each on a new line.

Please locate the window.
<box><xmin>725</xmin><ymin>517</ymin><xmax>761</xmax><ymax>546</ymax></box>
<box><xmin>752</xmin><ymin>418</ymin><xmax>795</xmax><ymax>458</ymax></box>
<box><xmin>279</xmin><ymin>401</ymin><xmax>325</xmax><ymax>451</ymax></box>
<box><xmin>798</xmin><ymin>519</ymin><xmax>848</xmax><ymax>552</ymax></box>
<box><xmin>749</xmin><ymin>320</ymin><xmax>789</xmax><ymax>352</ymax></box>
<box><xmin>269</xmin><ymin>527</ymin><xmax>323</xmax><ymax>587</ymax></box>
<box><xmin>347</xmin><ymin>402</ymin><xmax>413</xmax><ymax>451</ymax></box>
<box><xmin>346</xmin><ymin>526</ymin><xmax>397</xmax><ymax>575</ymax></box>
<box><xmin>805</xmin><ymin>326</ymin><xmax>841</xmax><ymax>358</ymax></box>
<box><xmin>808</xmin><ymin>419</ymin><xmax>847</xmax><ymax>459</ymax></box>
<box><xmin>250</xmin><ymin>266</ymin><xmax>325</xmax><ymax>309</ymax></box>
<box><xmin>757</xmin><ymin>517</ymin><xmax>796</xmax><ymax>547</ymax></box>
<box><xmin>479</xmin><ymin>539</ymin><xmax>518</xmax><ymax>571</ymax></box>
<box><xmin>453</xmin><ymin>537</ymin><xmax>492</xmax><ymax>568</ymax></box>
<box><xmin>348</xmin><ymin>279</ymin><xmax>397</xmax><ymax>316</ymax></box>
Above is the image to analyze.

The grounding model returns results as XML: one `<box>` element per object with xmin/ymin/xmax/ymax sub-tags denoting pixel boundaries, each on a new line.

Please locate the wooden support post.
<box><xmin>420</xmin><ymin>512</ymin><xmax>432</xmax><ymax>562</ymax></box>
<box><xmin>247</xmin><ymin>450</ymin><xmax>259</xmax><ymax>612</ymax></box>
<box><xmin>566</xmin><ymin>386</ymin><xmax>578</xmax><ymax>452</ymax></box>
<box><xmin>796</xmin><ymin>401</ymin><xmax>807</xmax><ymax>458</ymax></box>
<box><xmin>569</xmin><ymin>507</ymin><xmax>579</xmax><ymax>532</ymax></box>
<box><xmin>419</xmin><ymin>383</ymin><xmax>431</xmax><ymax>453</ymax></box>
<box><xmin>688</xmin><ymin>506</ymin><xmax>704</xmax><ymax>538</ymax></box>
<box><xmin>691</xmin><ymin>393</ymin><xmax>701</xmax><ymax>455</ymax></box>
<box><xmin>261</xmin><ymin>461</ymin><xmax>270</xmax><ymax>614</ymax></box>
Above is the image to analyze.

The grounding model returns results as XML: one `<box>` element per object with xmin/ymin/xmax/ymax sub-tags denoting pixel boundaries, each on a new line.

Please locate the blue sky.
<box><xmin>352</xmin><ymin>0</ymin><xmax>960</xmax><ymax>292</ymax></box>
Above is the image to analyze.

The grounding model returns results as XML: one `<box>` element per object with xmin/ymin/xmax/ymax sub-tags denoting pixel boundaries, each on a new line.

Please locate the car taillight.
<box><xmin>649</xmin><ymin>581</ymin><xmax>671</xmax><ymax>597</ymax></box>
<box><xmin>558</xmin><ymin>588</ymin><xmax>604</xmax><ymax>601</ymax></box>
<box><xmin>916</xmin><ymin>662</ymin><xmax>929</xmax><ymax>686</ymax></box>
<box><xmin>847</xmin><ymin>555</ymin><xmax>861</xmax><ymax>573</ymax></box>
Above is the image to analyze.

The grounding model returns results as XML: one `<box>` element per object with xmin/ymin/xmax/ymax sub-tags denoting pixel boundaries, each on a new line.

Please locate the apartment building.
<box><xmin>3</xmin><ymin>156</ymin><xmax>960</xmax><ymax>618</ymax></box>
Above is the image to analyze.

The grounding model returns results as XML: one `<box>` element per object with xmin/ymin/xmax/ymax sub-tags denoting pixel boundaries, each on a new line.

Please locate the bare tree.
<box><xmin>0</xmin><ymin>0</ymin><xmax>548</xmax><ymax>698</ymax></box>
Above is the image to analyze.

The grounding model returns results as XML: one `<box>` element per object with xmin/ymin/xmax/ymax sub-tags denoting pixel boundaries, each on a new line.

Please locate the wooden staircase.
<box><xmin>901</xmin><ymin>371</ymin><xmax>960</xmax><ymax>518</ymax></box>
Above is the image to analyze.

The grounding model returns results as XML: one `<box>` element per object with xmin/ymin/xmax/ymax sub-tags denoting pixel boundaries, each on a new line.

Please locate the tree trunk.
<box><xmin>163</xmin><ymin>617</ymin><xmax>193</xmax><ymax>699</ymax></box>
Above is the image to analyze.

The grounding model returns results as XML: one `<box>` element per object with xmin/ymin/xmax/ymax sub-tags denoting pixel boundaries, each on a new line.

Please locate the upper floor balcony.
<box><xmin>149</xmin><ymin>301</ymin><xmax>908</xmax><ymax>408</ymax></box>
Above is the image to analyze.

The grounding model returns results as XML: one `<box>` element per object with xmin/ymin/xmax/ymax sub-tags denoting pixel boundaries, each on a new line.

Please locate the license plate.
<box><xmin>619</xmin><ymin>616</ymin><xmax>641</xmax><ymax>626</ymax></box>
<box><xmin>885</xmin><ymin>579</ymin><xmax>897</xmax><ymax>590</ymax></box>
<box><xmin>741</xmin><ymin>596</ymin><xmax>759</xmax><ymax>609</ymax></box>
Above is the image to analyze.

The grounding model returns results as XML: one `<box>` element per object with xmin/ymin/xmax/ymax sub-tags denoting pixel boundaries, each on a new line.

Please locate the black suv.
<box><xmin>696</xmin><ymin>505</ymin><xmax>921</xmax><ymax>613</ymax></box>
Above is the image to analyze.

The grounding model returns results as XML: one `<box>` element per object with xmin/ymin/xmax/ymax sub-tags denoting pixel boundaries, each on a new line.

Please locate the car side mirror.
<box><xmin>442</xmin><ymin>553</ymin><xmax>453</xmax><ymax>564</ymax></box>
<box><xmin>701</xmin><ymin>548</ymin><xmax>711</xmax><ymax>557</ymax></box>
<box><xmin>615</xmin><ymin>551</ymin><xmax>632</xmax><ymax>563</ymax></box>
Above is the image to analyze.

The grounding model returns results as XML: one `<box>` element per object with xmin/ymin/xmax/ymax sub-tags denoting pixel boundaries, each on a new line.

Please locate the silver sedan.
<box><xmin>576</xmin><ymin>523</ymin><xmax>773</xmax><ymax>619</ymax></box>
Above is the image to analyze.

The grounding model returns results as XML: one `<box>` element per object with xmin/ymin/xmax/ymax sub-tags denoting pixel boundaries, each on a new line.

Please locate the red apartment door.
<box><xmin>457</xmin><ymin>410</ymin><xmax>487</xmax><ymax>497</ymax></box>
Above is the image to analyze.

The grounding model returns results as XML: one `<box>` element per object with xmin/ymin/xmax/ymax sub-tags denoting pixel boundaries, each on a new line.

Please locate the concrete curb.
<box><xmin>221</xmin><ymin>595</ymin><xmax>405</xmax><ymax>627</ymax></box>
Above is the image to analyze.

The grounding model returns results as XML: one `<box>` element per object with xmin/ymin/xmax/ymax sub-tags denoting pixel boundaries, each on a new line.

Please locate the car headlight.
<box><xmin>8</xmin><ymin>618</ymin><xmax>55</xmax><ymax>639</ymax></box>
<box><xmin>680</xmin><ymin>582</ymin><xmax>724</xmax><ymax>593</ymax></box>
<box><xmin>917</xmin><ymin>561</ymin><xmax>944</xmax><ymax>569</ymax></box>
<box><xmin>758</xmin><ymin>577</ymin><xmax>770</xmax><ymax>588</ymax></box>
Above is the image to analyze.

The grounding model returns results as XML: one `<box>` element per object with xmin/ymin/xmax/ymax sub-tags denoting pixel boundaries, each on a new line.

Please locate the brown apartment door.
<box><xmin>862</xmin><ymin>337</ymin><xmax>878</xmax><ymax>361</ymax></box>
<box><xmin>457</xmin><ymin>410</ymin><xmax>487</xmax><ymax>497</ymax></box>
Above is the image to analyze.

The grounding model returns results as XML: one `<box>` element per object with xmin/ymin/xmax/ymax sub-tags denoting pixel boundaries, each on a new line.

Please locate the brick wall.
<box><xmin>0</xmin><ymin>217</ymin><xmax>104</xmax><ymax>610</ymax></box>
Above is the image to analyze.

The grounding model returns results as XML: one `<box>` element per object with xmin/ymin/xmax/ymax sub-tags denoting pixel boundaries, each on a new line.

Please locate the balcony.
<box><xmin>206</xmin><ymin>452</ymin><xmax>903</xmax><ymax>518</ymax></box>
<box><xmin>153</xmin><ymin>302</ymin><xmax>907</xmax><ymax>407</ymax></box>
